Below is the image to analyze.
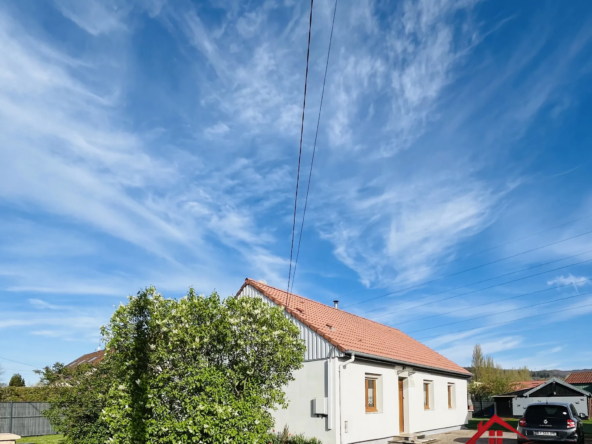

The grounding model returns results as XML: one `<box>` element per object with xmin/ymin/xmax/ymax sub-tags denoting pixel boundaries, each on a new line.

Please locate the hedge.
<box><xmin>0</xmin><ymin>386</ymin><xmax>65</xmax><ymax>402</ymax></box>
<box><xmin>468</xmin><ymin>418</ymin><xmax>592</xmax><ymax>434</ymax></box>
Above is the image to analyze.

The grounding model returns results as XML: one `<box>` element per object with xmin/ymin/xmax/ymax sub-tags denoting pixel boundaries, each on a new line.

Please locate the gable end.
<box><xmin>238</xmin><ymin>284</ymin><xmax>344</xmax><ymax>361</ymax></box>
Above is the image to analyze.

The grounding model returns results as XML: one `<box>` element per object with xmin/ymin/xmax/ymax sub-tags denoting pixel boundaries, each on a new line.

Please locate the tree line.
<box><xmin>468</xmin><ymin>344</ymin><xmax>531</xmax><ymax>399</ymax></box>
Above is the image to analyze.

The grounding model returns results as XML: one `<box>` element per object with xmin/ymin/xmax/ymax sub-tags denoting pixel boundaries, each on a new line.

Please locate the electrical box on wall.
<box><xmin>312</xmin><ymin>397</ymin><xmax>328</xmax><ymax>416</ymax></box>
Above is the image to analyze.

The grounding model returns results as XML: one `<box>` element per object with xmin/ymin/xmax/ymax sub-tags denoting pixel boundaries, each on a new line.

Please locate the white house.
<box><xmin>237</xmin><ymin>279</ymin><xmax>471</xmax><ymax>444</ymax></box>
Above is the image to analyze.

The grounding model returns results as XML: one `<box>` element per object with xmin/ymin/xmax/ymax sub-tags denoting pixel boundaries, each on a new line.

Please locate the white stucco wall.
<box><xmin>337</xmin><ymin>358</ymin><xmax>399</xmax><ymax>444</ymax></box>
<box><xmin>336</xmin><ymin>359</ymin><xmax>469</xmax><ymax>444</ymax></box>
<box><xmin>272</xmin><ymin>359</ymin><xmax>338</xmax><ymax>444</ymax></box>
<box><xmin>273</xmin><ymin>357</ymin><xmax>468</xmax><ymax>444</ymax></box>
<box><xmin>404</xmin><ymin>370</ymin><xmax>469</xmax><ymax>434</ymax></box>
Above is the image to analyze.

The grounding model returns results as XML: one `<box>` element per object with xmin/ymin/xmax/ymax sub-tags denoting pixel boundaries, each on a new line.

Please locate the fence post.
<box><xmin>9</xmin><ymin>401</ymin><xmax>13</xmax><ymax>434</ymax></box>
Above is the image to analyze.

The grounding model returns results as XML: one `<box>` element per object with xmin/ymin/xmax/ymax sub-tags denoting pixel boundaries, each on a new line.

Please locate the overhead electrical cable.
<box><xmin>394</xmin><ymin>278</ymin><xmax>588</xmax><ymax>327</ymax></box>
<box><xmin>290</xmin><ymin>0</ymin><xmax>338</xmax><ymax>292</ymax></box>
<box><xmin>287</xmin><ymin>0</ymin><xmax>315</xmax><ymax>303</ymax></box>
<box><xmin>414</xmin><ymin>301</ymin><xmax>592</xmax><ymax>341</ymax></box>
<box><xmin>342</xmin><ymin>228</ymin><xmax>592</xmax><ymax>309</ymax></box>
<box><xmin>338</xmin><ymin>211</ymin><xmax>592</xmax><ymax>299</ymax></box>
<box><xmin>369</xmin><ymin>255</ymin><xmax>592</xmax><ymax>320</ymax></box>
<box><xmin>407</xmin><ymin>289</ymin><xmax>592</xmax><ymax>334</ymax></box>
<box><xmin>0</xmin><ymin>355</ymin><xmax>37</xmax><ymax>367</ymax></box>
<box><xmin>359</xmin><ymin>247</ymin><xmax>592</xmax><ymax>317</ymax></box>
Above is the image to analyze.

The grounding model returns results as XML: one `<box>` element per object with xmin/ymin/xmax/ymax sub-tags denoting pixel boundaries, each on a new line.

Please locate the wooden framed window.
<box><xmin>365</xmin><ymin>377</ymin><xmax>378</xmax><ymax>412</ymax></box>
<box><xmin>448</xmin><ymin>383</ymin><xmax>455</xmax><ymax>409</ymax></box>
<box><xmin>423</xmin><ymin>381</ymin><xmax>431</xmax><ymax>410</ymax></box>
<box><xmin>448</xmin><ymin>384</ymin><xmax>454</xmax><ymax>409</ymax></box>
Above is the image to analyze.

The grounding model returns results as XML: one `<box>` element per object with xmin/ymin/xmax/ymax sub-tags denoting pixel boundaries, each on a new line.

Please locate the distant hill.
<box><xmin>463</xmin><ymin>368</ymin><xmax>592</xmax><ymax>380</ymax></box>
<box><xmin>531</xmin><ymin>369</ymin><xmax>592</xmax><ymax>380</ymax></box>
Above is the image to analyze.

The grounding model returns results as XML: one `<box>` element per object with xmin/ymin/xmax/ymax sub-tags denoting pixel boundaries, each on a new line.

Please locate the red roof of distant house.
<box><xmin>239</xmin><ymin>279</ymin><xmax>471</xmax><ymax>376</ymax></box>
<box><xmin>566</xmin><ymin>372</ymin><xmax>592</xmax><ymax>384</ymax></box>
<box><xmin>512</xmin><ymin>381</ymin><xmax>544</xmax><ymax>390</ymax></box>
<box><xmin>66</xmin><ymin>350</ymin><xmax>105</xmax><ymax>367</ymax></box>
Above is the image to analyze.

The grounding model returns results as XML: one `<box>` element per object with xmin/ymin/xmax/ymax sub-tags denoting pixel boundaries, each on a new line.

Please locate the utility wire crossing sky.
<box><xmin>1</xmin><ymin>0</ymin><xmax>592</xmax><ymax>383</ymax></box>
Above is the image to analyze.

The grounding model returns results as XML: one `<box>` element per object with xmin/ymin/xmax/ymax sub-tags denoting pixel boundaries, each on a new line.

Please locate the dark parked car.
<box><xmin>517</xmin><ymin>402</ymin><xmax>587</xmax><ymax>444</ymax></box>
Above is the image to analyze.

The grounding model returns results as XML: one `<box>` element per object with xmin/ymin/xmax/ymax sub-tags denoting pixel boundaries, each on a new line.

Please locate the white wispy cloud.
<box><xmin>2</xmin><ymin>0</ymin><xmax>592</xmax><ymax>376</ymax></box>
<box><xmin>548</xmin><ymin>274</ymin><xmax>588</xmax><ymax>287</ymax></box>
<box><xmin>0</xmin><ymin>3</ymin><xmax>289</xmax><ymax>298</ymax></box>
<box><xmin>29</xmin><ymin>299</ymin><xmax>61</xmax><ymax>310</ymax></box>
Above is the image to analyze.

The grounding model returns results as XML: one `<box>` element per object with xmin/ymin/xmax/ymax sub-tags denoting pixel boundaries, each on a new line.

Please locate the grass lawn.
<box><xmin>16</xmin><ymin>435</ymin><xmax>63</xmax><ymax>444</ymax></box>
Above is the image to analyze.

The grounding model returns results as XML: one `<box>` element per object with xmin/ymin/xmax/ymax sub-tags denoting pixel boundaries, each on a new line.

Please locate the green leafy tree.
<box><xmin>36</xmin><ymin>362</ymin><xmax>110</xmax><ymax>444</ymax></box>
<box><xmin>9</xmin><ymin>373</ymin><xmax>25</xmax><ymax>387</ymax></box>
<box><xmin>101</xmin><ymin>287</ymin><xmax>306</xmax><ymax>444</ymax></box>
<box><xmin>468</xmin><ymin>344</ymin><xmax>531</xmax><ymax>399</ymax></box>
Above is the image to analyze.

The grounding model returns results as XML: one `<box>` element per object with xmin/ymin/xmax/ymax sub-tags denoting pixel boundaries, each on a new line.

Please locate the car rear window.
<box><xmin>525</xmin><ymin>405</ymin><xmax>569</xmax><ymax>420</ymax></box>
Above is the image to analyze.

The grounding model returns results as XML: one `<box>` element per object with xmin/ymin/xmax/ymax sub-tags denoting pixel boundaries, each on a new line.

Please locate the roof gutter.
<box><xmin>343</xmin><ymin>350</ymin><xmax>472</xmax><ymax>379</ymax></box>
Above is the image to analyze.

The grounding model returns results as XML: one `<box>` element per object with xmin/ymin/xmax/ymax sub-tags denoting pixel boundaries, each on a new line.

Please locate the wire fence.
<box><xmin>0</xmin><ymin>402</ymin><xmax>56</xmax><ymax>437</ymax></box>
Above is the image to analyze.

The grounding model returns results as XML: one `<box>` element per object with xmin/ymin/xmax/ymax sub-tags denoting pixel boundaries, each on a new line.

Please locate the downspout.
<box><xmin>339</xmin><ymin>353</ymin><xmax>355</xmax><ymax>444</ymax></box>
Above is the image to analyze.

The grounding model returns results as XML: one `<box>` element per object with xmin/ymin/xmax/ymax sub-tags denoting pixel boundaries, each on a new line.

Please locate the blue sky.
<box><xmin>1</xmin><ymin>0</ymin><xmax>592</xmax><ymax>384</ymax></box>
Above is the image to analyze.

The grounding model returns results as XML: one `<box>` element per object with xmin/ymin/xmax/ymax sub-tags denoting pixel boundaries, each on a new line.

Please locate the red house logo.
<box><xmin>467</xmin><ymin>415</ymin><xmax>529</xmax><ymax>444</ymax></box>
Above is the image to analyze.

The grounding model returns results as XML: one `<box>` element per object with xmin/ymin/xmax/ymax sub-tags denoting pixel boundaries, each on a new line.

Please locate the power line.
<box><xmin>342</xmin><ymin>228</ymin><xmax>592</xmax><ymax>309</ymax></box>
<box><xmin>0</xmin><ymin>356</ymin><xmax>37</xmax><ymax>368</ymax></box>
<box><xmin>360</xmin><ymin>247</ymin><xmax>592</xmax><ymax>317</ymax></box>
<box><xmin>338</xmin><ymin>212</ymin><xmax>592</xmax><ymax>299</ymax></box>
<box><xmin>407</xmin><ymin>289</ymin><xmax>592</xmax><ymax>334</ymax></box>
<box><xmin>290</xmin><ymin>0</ymin><xmax>338</xmax><ymax>292</ymax></box>
<box><xmin>287</xmin><ymin>0</ymin><xmax>315</xmax><ymax>302</ymax></box>
<box><xmin>415</xmin><ymin>301</ymin><xmax>592</xmax><ymax>341</ymax></box>
<box><xmin>370</xmin><ymin>255</ymin><xmax>592</xmax><ymax>320</ymax></box>
<box><xmin>394</xmin><ymin>278</ymin><xmax>588</xmax><ymax>327</ymax></box>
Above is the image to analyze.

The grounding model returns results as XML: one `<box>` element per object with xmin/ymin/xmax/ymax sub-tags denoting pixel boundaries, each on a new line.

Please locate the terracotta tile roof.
<box><xmin>566</xmin><ymin>372</ymin><xmax>592</xmax><ymax>384</ymax></box>
<box><xmin>512</xmin><ymin>380</ymin><xmax>544</xmax><ymax>390</ymax></box>
<box><xmin>66</xmin><ymin>350</ymin><xmax>105</xmax><ymax>367</ymax></box>
<box><xmin>239</xmin><ymin>279</ymin><xmax>471</xmax><ymax>376</ymax></box>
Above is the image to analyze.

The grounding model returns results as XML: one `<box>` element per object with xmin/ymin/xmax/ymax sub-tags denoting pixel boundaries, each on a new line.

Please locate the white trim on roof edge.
<box><xmin>238</xmin><ymin>284</ymin><xmax>344</xmax><ymax>361</ymax></box>
<box><xmin>523</xmin><ymin>377</ymin><xmax>592</xmax><ymax>397</ymax></box>
<box><xmin>343</xmin><ymin>350</ymin><xmax>472</xmax><ymax>379</ymax></box>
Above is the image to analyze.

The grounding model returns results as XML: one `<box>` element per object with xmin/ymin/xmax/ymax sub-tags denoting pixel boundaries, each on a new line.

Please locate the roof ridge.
<box><xmin>246</xmin><ymin>278</ymin><xmax>409</xmax><ymax>332</ymax></box>
<box><xmin>242</xmin><ymin>278</ymin><xmax>469</xmax><ymax>375</ymax></box>
<box><xmin>245</xmin><ymin>279</ymin><xmax>469</xmax><ymax>370</ymax></box>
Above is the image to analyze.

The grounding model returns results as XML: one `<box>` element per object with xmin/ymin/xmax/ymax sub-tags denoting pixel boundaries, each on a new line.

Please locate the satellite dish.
<box><xmin>258</xmin><ymin>279</ymin><xmax>268</xmax><ymax>284</ymax></box>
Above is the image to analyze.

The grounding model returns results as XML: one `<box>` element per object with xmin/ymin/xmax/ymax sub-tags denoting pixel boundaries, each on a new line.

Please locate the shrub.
<box><xmin>266</xmin><ymin>426</ymin><xmax>322</xmax><ymax>444</ymax></box>
<box><xmin>9</xmin><ymin>373</ymin><xmax>25</xmax><ymax>387</ymax></box>
<box><xmin>40</xmin><ymin>288</ymin><xmax>305</xmax><ymax>443</ymax></box>
<box><xmin>0</xmin><ymin>386</ymin><xmax>65</xmax><ymax>402</ymax></box>
<box><xmin>100</xmin><ymin>287</ymin><xmax>306</xmax><ymax>443</ymax></box>
<box><xmin>37</xmin><ymin>362</ymin><xmax>111</xmax><ymax>444</ymax></box>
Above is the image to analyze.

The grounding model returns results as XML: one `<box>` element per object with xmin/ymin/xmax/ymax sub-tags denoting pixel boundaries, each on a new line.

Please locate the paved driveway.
<box><xmin>429</xmin><ymin>429</ymin><xmax>592</xmax><ymax>444</ymax></box>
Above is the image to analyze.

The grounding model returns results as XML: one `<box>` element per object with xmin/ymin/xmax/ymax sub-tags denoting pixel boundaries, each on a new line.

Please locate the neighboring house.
<box><xmin>512</xmin><ymin>381</ymin><xmax>545</xmax><ymax>391</ymax></box>
<box><xmin>66</xmin><ymin>350</ymin><xmax>105</xmax><ymax>368</ymax></box>
<box><xmin>493</xmin><ymin>378</ymin><xmax>591</xmax><ymax>418</ymax></box>
<box><xmin>238</xmin><ymin>279</ymin><xmax>471</xmax><ymax>444</ymax></box>
<box><xmin>566</xmin><ymin>372</ymin><xmax>592</xmax><ymax>393</ymax></box>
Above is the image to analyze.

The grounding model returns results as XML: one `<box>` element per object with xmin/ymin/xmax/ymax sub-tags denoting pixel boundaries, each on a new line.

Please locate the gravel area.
<box><xmin>429</xmin><ymin>429</ymin><xmax>592</xmax><ymax>444</ymax></box>
<box><xmin>429</xmin><ymin>429</ymin><xmax>517</xmax><ymax>444</ymax></box>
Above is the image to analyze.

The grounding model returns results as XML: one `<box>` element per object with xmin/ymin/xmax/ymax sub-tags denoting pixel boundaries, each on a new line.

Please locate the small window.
<box><xmin>365</xmin><ymin>376</ymin><xmax>378</xmax><ymax>412</ymax></box>
<box><xmin>423</xmin><ymin>381</ymin><xmax>432</xmax><ymax>410</ymax></box>
<box><xmin>448</xmin><ymin>383</ymin><xmax>455</xmax><ymax>409</ymax></box>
